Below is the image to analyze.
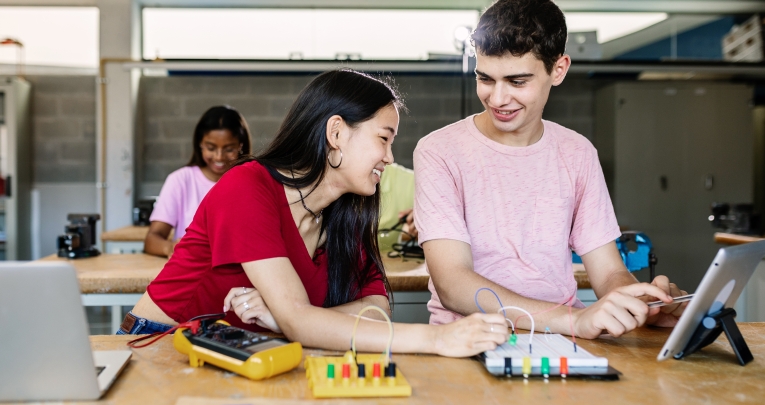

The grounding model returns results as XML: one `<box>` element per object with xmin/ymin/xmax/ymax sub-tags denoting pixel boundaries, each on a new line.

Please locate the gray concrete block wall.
<box><xmin>544</xmin><ymin>77</ymin><xmax>599</xmax><ymax>142</ymax></box>
<box><xmin>139</xmin><ymin>73</ymin><xmax>488</xmax><ymax>193</ymax></box>
<box><xmin>138</xmin><ymin>74</ymin><xmax>596</xmax><ymax>194</ymax></box>
<box><xmin>391</xmin><ymin>75</ymin><xmax>485</xmax><ymax>168</ymax></box>
<box><xmin>18</xmin><ymin>73</ymin><xmax>597</xmax><ymax>192</ymax></box>
<box><xmin>139</xmin><ymin>75</ymin><xmax>313</xmax><ymax>193</ymax></box>
<box><xmin>28</xmin><ymin>76</ymin><xmax>97</xmax><ymax>183</ymax></box>
<box><xmin>20</xmin><ymin>75</ymin><xmax>98</xmax><ymax>258</ymax></box>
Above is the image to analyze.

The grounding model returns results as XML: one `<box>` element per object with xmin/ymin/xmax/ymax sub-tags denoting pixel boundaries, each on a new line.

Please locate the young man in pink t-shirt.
<box><xmin>414</xmin><ymin>0</ymin><xmax>688</xmax><ymax>339</ymax></box>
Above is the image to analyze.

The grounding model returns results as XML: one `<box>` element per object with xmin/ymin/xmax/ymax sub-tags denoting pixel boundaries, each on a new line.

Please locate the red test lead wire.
<box><xmin>126</xmin><ymin>320</ymin><xmax>200</xmax><ymax>348</ymax></box>
<box><xmin>126</xmin><ymin>313</ymin><xmax>225</xmax><ymax>349</ymax></box>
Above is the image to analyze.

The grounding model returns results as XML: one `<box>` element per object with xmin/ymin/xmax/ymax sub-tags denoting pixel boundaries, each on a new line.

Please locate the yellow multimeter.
<box><xmin>173</xmin><ymin>320</ymin><xmax>302</xmax><ymax>380</ymax></box>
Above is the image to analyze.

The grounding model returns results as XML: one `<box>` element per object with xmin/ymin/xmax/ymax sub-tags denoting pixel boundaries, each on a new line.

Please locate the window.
<box><xmin>142</xmin><ymin>8</ymin><xmax>479</xmax><ymax>60</ymax></box>
<box><xmin>564</xmin><ymin>12</ymin><xmax>668</xmax><ymax>43</ymax></box>
<box><xmin>0</xmin><ymin>7</ymin><xmax>99</xmax><ymax>68</ymax></box>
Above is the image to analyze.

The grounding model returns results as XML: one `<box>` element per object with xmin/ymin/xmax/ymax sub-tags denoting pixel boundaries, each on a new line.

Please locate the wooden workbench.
<box><xmin>42</xmin><ymin>253</ymin><xmax>429</xmax><ymax>293</ymax></box>
<box><xmin>73</xmin><ymin>324</ymin><xmax>765</xmax><ymax>404</ymax></box>
<box><xmin>101</xmin><ymin>226</ymin><xmax>152</xmax><ymax>242</ymax></box>
<box><xmin>39</xmin><ymin>254</ymin><xmax>432</xmax><ymax>330</ymax></box>
<box><xmin>714</xmin><ymin>232</ymin><xmax>764</xmax><ymax>246</ymax></box>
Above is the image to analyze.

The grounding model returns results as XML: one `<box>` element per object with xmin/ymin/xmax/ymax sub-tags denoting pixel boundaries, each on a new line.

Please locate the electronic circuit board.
<box><xmin>305</xmin><ymin>352</ymin><xmax>412</xmax><ymax>398</ymax></box>
<box><xmin>480</xmin><ymin>333</ymin><xmax>620</xmax><ymax>379</ymax></box>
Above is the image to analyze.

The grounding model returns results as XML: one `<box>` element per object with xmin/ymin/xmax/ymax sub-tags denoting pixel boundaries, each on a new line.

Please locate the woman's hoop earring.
<box><xmin>328</xmin><ymin>148</ymin><xmax>343</xmax><ymax>169</ymax></box>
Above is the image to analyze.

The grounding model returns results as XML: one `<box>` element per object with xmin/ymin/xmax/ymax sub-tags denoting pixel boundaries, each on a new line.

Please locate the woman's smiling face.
<box><xmin>333</xmin><ymin>104</ymin><xmax>399</xmax><ymax>196</ymax></box>
<box><xmin>200</xmin><ymin>129</ymin><xmax>242</xmax><ymax>175</ymax></box>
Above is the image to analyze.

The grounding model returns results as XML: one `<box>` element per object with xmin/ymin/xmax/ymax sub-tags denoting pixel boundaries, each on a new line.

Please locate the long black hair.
<box><xmin>245</xmin><ymin>69</ymin><xmax>403</xmax><ymax>308</ymax></box>
<box><xmin>187</xmin><ymin>105</ymin><xmax>252</xmax><ymax>167</ymax></box>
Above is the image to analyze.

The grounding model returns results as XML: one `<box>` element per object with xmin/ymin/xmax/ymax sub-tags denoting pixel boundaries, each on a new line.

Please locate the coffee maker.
<box><xmin>709</xmin><ymin>203</ymin><xmax>761</xmax><ymax>235</ymax></box>
<box><xmin>132</xmin><ymin>198</ymin><xmax>157</xmax><ymax>226</ymax></box>
<box><xmin>57</xmin><ymin>214</ymin><xmax>101</xmax><ymax>259</ymax></box>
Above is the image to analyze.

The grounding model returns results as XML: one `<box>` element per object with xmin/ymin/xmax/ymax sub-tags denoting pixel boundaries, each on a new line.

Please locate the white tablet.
<box><xmin>657</xmin><ymin>240</ymin><xmax>765</xmax><ymax>363</ymax></box>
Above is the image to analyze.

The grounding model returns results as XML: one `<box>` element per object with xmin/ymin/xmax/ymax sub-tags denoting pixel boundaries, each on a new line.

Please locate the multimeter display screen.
<box><xmin>183</xmin><ymin>321</ymin><xmax>301</xmax><ymax>364</ymax></box>
<box><xmin>244</xmin><ymin>340</ymin><xmax>286</xmax><ymax>353</ymax></box>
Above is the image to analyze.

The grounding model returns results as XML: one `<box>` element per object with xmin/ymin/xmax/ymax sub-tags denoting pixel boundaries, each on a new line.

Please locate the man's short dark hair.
<box><xmin>472</xmin><ymin>0</ymin><xmax>567</xmax><ymax>74</ymax></box>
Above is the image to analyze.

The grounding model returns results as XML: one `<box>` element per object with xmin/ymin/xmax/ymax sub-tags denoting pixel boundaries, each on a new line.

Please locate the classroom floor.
<box><xmin>85</xmin><ymin>306</ymin><xmax>131</xmax><ymax>335</ymax></box>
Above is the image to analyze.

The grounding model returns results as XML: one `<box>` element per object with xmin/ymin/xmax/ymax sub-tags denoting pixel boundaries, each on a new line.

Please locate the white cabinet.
<box><xmin>595</xmin><ymin>82</ymin><xmax>754</xmax><ymax>291</ymax></box>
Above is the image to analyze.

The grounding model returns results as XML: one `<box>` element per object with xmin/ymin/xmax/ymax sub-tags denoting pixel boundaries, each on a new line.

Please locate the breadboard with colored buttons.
<box><xmin>481</xmin><ymin>333</ymin><xmax>620</xmax><ymax>379</ymax></box>
<box><xmin>305</xmin><ymin>352</ymin><xmax>412</xmax><ymax>398</ymax></box>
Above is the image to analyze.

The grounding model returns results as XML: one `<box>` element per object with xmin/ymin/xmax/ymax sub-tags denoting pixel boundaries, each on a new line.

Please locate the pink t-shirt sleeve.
<box><xmin>413</xmin><ymin>142</ymin><xmax>471</xmax><ymax>246</ymax></box>
<box><xmin>149</xmin><ymin>167</ymin><xmax>215</xmax><ymax>241</ymax></box>
<box><xmin>150</xmin><ymin>170</ymin><xmax>183</xmax><ymax>228</ymax></box>
<box><xmin>569</xmin><ymin>146</ymin><xmax>621</xmax><ymax>256</ymax></box>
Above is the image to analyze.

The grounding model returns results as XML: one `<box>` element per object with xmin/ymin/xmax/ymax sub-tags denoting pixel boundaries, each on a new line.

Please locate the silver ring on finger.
<box><xmin>243</xmin><ymin>301</ymin><xmax>250</xmax><ymax>310</ymax></box>
<box><xmin>241</xmin><ymin>287</ymin><xmax>247</xmax><ymax>295</ymax></box>
<box><xmin>491</xmin><ymin>325</ymin><xmax>494</xmax><ymax>333</ymax></box>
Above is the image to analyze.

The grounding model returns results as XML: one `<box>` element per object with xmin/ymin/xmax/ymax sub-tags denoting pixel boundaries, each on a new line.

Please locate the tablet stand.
<box><xmin>676</xmin><ymin>307</ymin><xmax>753</xmax><ymax>366</ymax></box>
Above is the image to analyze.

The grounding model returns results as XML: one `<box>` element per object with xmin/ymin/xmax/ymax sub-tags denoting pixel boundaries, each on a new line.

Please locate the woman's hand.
<box><xmin>430</xmin><ymin>313</ymin><xmax>509</xmax><ymax>357</ymax></box>
<box><xmin>144</xmin><ymin>221</ymin><xmax>176</xmax><ymax>258</ymax></box>
<box><xmin>165</xmin><ymin>241</ymin><xmax>177</xmax><ymax>259</ymax></box>
<box><xmin>223</xmin><ymin>287</ymin><xmax>282</xmax><ymax>333</ymax></box>
<box><xmin>399</xmin><ymin>209</ymin><xmax>418</xmax><ymax>240</ymax></box>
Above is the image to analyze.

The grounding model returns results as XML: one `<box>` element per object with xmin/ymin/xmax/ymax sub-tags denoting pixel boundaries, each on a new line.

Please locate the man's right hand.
<box><xmin>574</xmin><ymin>283</ymin><xmax>672</xmax><ymax>339</ymax></box>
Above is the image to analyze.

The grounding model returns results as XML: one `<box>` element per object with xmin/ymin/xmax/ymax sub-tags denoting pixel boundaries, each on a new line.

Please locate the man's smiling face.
<box><xmin>474</xmin><ymin>51</ymin><xmax>560</xmax><ymax>138</ymax></box>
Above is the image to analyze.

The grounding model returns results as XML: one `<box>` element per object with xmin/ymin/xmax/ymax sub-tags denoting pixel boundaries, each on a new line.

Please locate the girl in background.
<box><xmin>144</xmin><ymin>106</ymin><xmax>252</xmax><ymax>257</ymax></box>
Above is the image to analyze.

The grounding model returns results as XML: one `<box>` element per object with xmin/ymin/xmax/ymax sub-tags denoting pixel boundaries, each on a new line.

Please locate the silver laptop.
<box><xmin>0</xmin><ymin>262</ymin><xmax>132</xmax><ymax>401</ymax></box>
<box><xmin>657</xmin><ymin>240</ymin><xmax>765</xmax><ymax>361</ymax></box>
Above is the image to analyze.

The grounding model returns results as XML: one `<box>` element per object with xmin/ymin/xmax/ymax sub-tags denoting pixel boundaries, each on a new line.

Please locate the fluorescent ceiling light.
<box><xmin>565</xmin><ymin>12</ymin><xmax>668</xmax><ymax>43</ymax></box>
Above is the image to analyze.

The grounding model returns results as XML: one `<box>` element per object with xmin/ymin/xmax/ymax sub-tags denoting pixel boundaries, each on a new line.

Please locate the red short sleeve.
<box><xmin>356</xmin><ymin>253</ymin><xmax>388</xmax><ymax>299</ymax></box>
<box><xmin>205</xmin><ymin>163</ymin><xmax>289</xmax><ymax>267</ymax></box>
<box><xmin>358</xmin><ymin>276</ymin><xmax>387</xmax><ymax>298</ymax></box>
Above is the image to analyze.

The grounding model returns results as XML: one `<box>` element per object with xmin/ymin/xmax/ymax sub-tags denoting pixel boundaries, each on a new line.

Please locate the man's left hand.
<box><xmin>645</xmin><ymin>275</ymin><xmax>689</xmax><ymax>327</ymax></box>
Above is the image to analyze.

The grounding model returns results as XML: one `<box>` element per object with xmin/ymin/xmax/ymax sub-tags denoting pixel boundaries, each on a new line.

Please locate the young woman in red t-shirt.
<box><xmin>122</xmin><ymin>69</ymin><xmax>508</xmax><ymax>357</ymax></box>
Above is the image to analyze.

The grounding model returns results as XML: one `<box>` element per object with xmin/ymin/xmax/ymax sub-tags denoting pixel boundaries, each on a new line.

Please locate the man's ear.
<box><xmin>325</xmin><ymin>115</ymin><xmax>344</xmax><ymax>149</ymax></box>
<box><xmin>551</xmin><ymin>54</ymin><xmax>571</xmax><ymax>86</ymax></box>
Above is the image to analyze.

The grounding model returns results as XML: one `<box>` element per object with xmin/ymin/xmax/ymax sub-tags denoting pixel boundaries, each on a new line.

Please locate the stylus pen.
<box><xmin>647</xmin><ymin>294</ymin><xmax>695</xmax><ymax>308</ymax></box>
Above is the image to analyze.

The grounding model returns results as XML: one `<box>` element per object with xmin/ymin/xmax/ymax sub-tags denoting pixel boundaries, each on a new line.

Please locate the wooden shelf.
<box><xmin>714</xmin><ymin>232</ymin><xmax>765</xmax><ymax>246</ymax></box>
